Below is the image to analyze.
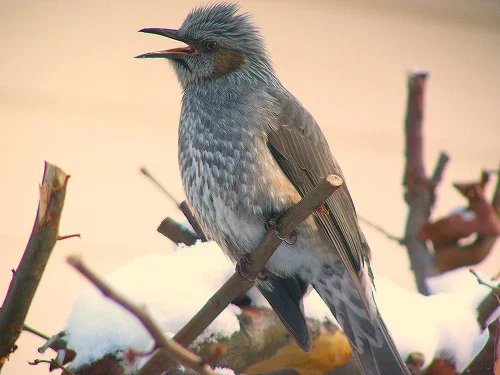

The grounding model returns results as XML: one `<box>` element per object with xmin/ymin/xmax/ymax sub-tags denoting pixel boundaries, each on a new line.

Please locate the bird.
<box><xmin>136</xmin><ymin>4</ymin><xmax>410</xmax><ymax>374</ymax></box>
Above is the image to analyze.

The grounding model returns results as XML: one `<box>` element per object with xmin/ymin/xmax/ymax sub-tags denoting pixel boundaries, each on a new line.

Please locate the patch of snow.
<box><xmin>64</xmin><ymin>241</ymin><xmax>495</xmax><ymax>373</ymax></box>
<box><xmin>65</xmin><ymin>241</ymin><xmax>239</xmax><ymax>370</ymax></box>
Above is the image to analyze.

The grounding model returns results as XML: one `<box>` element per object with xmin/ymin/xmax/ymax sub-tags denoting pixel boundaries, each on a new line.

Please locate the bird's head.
<box><xmin>136</xmin><ymin>3</ymin><xmax>273</xmax><ymax>89</ymax></box>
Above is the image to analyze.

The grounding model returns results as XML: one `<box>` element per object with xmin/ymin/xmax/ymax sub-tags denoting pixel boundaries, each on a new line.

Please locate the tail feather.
<box><xmin>312</xmin><ymin>261</ymin><xmax>411</xmax><ymax>375</ymax></box>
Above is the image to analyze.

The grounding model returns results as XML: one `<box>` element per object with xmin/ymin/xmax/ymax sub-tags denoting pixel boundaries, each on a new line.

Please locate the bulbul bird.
<box><xmin>137</xmin><ymin>4</ymin><xmax>410</xmax><ymax>374</ymax></box>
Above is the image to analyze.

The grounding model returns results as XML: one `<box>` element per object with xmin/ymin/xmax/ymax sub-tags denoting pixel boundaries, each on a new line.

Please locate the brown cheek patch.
<box><xmin>211</xmin><ymin>49</ymin><xmax>245</xmax><ymax>79</ymax></box>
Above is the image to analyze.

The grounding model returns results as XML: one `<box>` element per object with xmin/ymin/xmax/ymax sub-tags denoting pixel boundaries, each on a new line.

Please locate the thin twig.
<box><xmin>67</xmin><ymin>256</ymin><xmax>217</xmax><ymax>375</ymax></box>
<box><xmin>469</xmin><ymin>269</ymin><xmax>500</xmax><ymax>292</ymax></box>
<box><xmin>138</xmin><ymin>174</ymin><xmax>344</xmax><ymax>375</ymax></box>
<box><xmin>140</xmin><ymin>166</ymin><xmax>208</xmax><ymax>241</ymax></box>
<box><xmin>179</xmin><ymin>201</ymin><xmax>208</xmax><ymax>241</ymax></box>
<box><xmin>0</xmin><ymin>162</ymin><xmax>69</xmax><ymax>368</ymax></box>
<box><xmin>23</xmin><ymin>324</ymin><xmax>50</xmax><ymax>341</ymax></box>
<box><xmin>140</xmin><ymin>167</ymin><xmax>181</xmax><ymax>207</ymax></box>
<box><xmin>358</xmin><ymin>216</ymin><xmax>403</xmax><ymax>244</ymax></box>
<box><xmin>37</xmin><ymin>331</ymin><xmax>66</xmax><ymax>354</ymax></box>
<box><xmin>28</xmin><ymin>358</ymin><xmax>76</xmax><ymax>375</ymax></box>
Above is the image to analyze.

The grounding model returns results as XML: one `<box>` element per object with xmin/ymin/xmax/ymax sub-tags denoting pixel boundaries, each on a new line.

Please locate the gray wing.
<box><xmin>256</xmin><ymin>273</ymin><xmax>312</xmax><ymax>352</ymax></box>
<box><xmin>266</xmin><ymin>87</ymin><xmax>372</xmax><ymax>313</ymax></box>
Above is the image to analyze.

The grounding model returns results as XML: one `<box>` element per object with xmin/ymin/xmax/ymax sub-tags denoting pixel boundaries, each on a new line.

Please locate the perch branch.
<box><xmin>402</xmin><ymin>71</ymin><xmax>445</xmax><ymax>295</ymax></box>
<box><xmin>0</xmin><ymin>162</ymin><xmax>69</xmax><ymax>369</ymax></box>
<box><xmin>67</xmin><ymin>256</ymin><xmax>218</xmax><ymax>375</ymax></box>
<box><xmin>138</xmin><ymin>174</ymin><xmax>344</xmax><ymax>375</ymax></box>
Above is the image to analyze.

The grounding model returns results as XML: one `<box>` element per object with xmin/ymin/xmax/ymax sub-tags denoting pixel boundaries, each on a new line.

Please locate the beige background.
<box><xmin>1</xmin><ymin>0</ymin><xmax>499</xmax><ymax>373</ymax></box>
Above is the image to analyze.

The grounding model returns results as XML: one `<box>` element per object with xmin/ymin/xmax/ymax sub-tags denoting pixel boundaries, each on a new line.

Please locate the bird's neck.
<box><xmin>183</xmin><ymin>64</ymin><xmax>279</xmax><ymax>103</ymax></box>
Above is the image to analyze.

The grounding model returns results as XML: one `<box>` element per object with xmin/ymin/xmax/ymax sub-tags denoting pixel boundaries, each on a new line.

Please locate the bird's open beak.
<box><xmin>135</xmin><ymin>28</ymin><xmax>198</xmax><ymax>59</ymax></box>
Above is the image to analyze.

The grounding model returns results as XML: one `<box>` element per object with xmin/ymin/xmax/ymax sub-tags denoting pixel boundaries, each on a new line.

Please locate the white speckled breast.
<box><xmin>178</xmin><ymin>84</ymin><xmax>301</xmax><ymax>260</ymax></box>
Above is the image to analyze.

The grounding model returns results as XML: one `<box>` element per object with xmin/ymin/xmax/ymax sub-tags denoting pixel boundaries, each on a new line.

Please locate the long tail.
<box><xmin>312</xmin><ymin>261</ymin><xmax>410</xmax><ymax>375</ymax></box>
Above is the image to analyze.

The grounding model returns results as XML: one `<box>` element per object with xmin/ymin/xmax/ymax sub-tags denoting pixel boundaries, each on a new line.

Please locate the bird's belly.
<box><xmin>181</xmin><ymin>137</ymin><xmax>332</xmax><ymax>275</ymax></box>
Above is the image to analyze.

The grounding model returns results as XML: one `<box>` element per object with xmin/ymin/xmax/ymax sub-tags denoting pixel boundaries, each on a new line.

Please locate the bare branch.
<box><xmin>138</xmin><ymin>174</ymin><xmax>344</xmax><ymax>375</ymax></box>
<box><xmin>67</xmin><ymin>256</ymin><xmax>218</xmax><ymax>375</ymax></box>
<box><xmin>140</xmin><ymin>167</ymin><xmax>181</xmax><ymax>207</ymax></box>
<box><xmin>402</xmin><ymin>72</ymin><xmax>443</xmax><ymax>295</ymax></box>
<box><xmin>0</xmin><ymin>162</ymin><xmax>69</xmax><ymax>368</ymax></box>
<box><xmin>358</xmin><ymin>215</ymin><xmax>403</xmax><ymax>244</ymax></box>
<box><xmin>434</xmin><ymin>164</ymin><xmax>500</xmax><ymax>272</ymax></box>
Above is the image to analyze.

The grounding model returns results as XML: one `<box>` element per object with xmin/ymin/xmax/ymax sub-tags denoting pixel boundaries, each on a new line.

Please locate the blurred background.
<box><xmin>1</xmin><ymin>0</ymin><xmax>498</xmax><ymax>373</ymax></box>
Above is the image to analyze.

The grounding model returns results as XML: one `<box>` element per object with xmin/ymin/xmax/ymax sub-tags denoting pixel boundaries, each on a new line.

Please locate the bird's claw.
<box><xmin>236</xmin><ymin>257</ymin><xmax>256</xmax><ymax>283</ymax></box>
<box><xmin>265</xmin><ymin>218</ymin><xmax>297</xmax><ymax>245</ymax></box>
<box><xmin>236</xmin><ymin>256</ymin><xmax>269</xmax><ymax>282</ymax></box>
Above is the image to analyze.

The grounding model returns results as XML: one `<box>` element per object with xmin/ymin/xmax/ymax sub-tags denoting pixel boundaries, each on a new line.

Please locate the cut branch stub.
<box><xmin>157</xmin><ymin>217</ymin><xmax>199</xmax><ymax>246</ymax></box>
<box><xmin>0</xmin><ymin>162</ymin><xmax>69</xmax><ymax>369</ymax></box>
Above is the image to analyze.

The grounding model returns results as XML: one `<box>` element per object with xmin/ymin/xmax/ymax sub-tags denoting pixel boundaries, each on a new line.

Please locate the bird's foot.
<box><xmin>315</xmin><ymin>205</ymin><xmax>329</xmax><ymax>215</ymax></box>
<box><xmin>236</xmin><ymin>256</ymin><xmax>269</xmax><ymax>283</ymax></box>
<box><xmin>264</xmin><ymin>218</ymin><xmax>297</xmax><ymax>245</ymax></box>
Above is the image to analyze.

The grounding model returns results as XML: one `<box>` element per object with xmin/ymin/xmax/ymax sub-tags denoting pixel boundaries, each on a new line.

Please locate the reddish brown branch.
<box><xmin>0</xmin><ymin>162</ymin><xmax>69</xmax><ymax>369</ymax></box>
<box><xmin>138</xmin><ymin>174</ymin><xmax>344</xmax><ymax>375</ymax></box>
<box><xmin>402</xmin><ymin>71</ymin><xmax>447</xmax><ymax>295</ymax></box>
<box><xmin>434</xmin><ymin>166</ymin><xmax>500</xmax><ymax>272</ymax></box>
<box><xmin>67</xmin><ymin>256</ymin><xmax>217</xmax><ymax>375</ymax></box>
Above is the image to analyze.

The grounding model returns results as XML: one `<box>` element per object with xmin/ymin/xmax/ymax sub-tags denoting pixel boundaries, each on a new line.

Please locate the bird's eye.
<box><xmin>205</xmin><ymin>41</ymin><xmax>218</xmax><ymax>52</ymax></box>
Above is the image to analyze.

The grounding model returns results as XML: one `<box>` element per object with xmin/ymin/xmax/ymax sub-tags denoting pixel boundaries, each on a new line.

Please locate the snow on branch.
<box><xmin>67</xmin><ymin>255</ymin><xmax>219</xmax><ymax>375</ymax></box>
<box><xmin>137</xmin><ymin>174</ymin><xmax>344</xmax><ymax>375</ymax></box>
<box><xmin>0</xmin><ymin>162</ymin><xmax>70</xmax><ymax>369</ymax></box>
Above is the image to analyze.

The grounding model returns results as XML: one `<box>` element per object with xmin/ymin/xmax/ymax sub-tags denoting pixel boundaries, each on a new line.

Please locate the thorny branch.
<box><xmin>138</xmin><ymin>174</ymin><xmax>344</xmax><ymax>375</ymax></box>
<box><xmin>67</xmin><ymin>255</ymin><xmax>218</xmax><ymax>375</ymax></box>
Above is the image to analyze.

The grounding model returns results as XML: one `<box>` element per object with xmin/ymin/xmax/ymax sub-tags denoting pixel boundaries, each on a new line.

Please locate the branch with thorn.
<box><xmin>138</xmin><ymin>174</ymin><xmax>344</xmax><ymax>375</ymax></box>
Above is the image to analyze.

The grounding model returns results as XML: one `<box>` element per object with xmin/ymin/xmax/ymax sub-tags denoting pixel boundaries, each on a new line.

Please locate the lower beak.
<box><xmin>135</xmin><ymin>28</ymin><xmax>198</xmax><ymax>59</ymax></box>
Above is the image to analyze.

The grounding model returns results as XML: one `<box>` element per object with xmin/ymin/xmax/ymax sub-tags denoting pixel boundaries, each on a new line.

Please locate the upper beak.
<box><xmin>135</xmin><ymin>28</ymin><xmax>197</xmax><ymax>59</ymax></box>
